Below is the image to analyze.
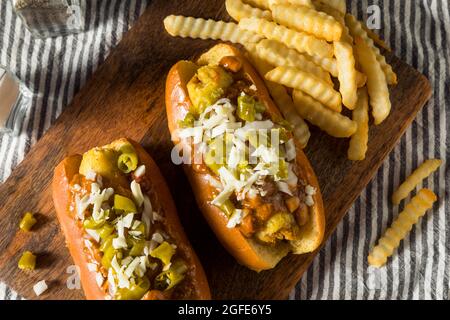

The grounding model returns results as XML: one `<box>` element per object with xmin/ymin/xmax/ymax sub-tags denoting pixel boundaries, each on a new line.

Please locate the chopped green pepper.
<box><xmin>117</xmin><ymin>143</ymin><xmax>138</xmax><ymax>173</ymax></box>
<box><xmin>275</xmin><ymin>159</ymin><xmax>288</xmax><ymax>180</ymax></box>
<box><xmin>99</xmin><ymin>235</ymin><xmax>115</xmax><ymax>252</ymax></box>
<box><xmin>219</xmin><ymin>200</ymin><xmax>235</xmax><ymax>218</ymax></box>
<box><xmin>129</xmin><ymin>238</ymin><xmax>146</xmax><ymax>257</ymax></box>
<box><xmin>114</xmin><ymin>194</ymin><xmax>137</xmax><ymax>213</ymax></box>
<box><xmin>272</xmin><ymin>127</ymin><xmax>290</xmax><ymax>144</ymax></box>
<box><xmin>18</xmin><ymin>251</ymin><xmax>36</xmax><ymax>270</ymax></box>
<box><xmin>101</xmin><ymin>245</ymin><xmax>119</xmax><ymax>269</ymax></box>
<box><xmin>115</xmin><ymin>276</ymin><xmax>151</xmax><ymax>300</ymax></box>
<box><xmin>83</xmin><ymin>217</ymin><xmax>106</xmax><ymax>230</ymax></box>
<box><xmin>98</xmin><ymin>223</ymin><xmax>115</xmax><ymax>240</ymax></box>
<box><xmin>179</xmin><ymin>112</ymin><xmax>196</xmax><ymax>128</ymax></box>
<box><xmin>204</xmin><ymin>138</ymin><xmax>226</xmax><ymax>174</ymax></box>
<box><xmin>187</xmin><ymin>66</ymin><xmax>233</xmax><ymax>115</ymax></box>
<box><xmin>204</xmin><ymin>148</ymin><xmax>222</xmax><ymax>174</ymax></box>
<box><xmin>278</xmin><ymin>119</ymin><xmax>294</xmax><ymax>132</ymax></box>
<box><xmin>19</xmin><ymin>212</ymin><xmax>37</xmax><ymax>232</ymax></box>
<box><xmin>154</xmin><ymin>260</ymin><xmax>188</xmax><ymax>291</ymax></box>
<box><xmin>255</xmin><ymin>101</ymin><xmax>266</xmax><ymax>113</ymax></box>
<box><xmin>237</xmin><ymin>94</ymin><xmax>256</xmax><ymax>122</ymax></box>
<box><xmin>150</xmin><ymin>241</ymin><xmax>175</xmax><ymax>266</ymax></box>
<box><xmin>134</xmin><ymin>221</ymin><xmax>146</xmax><ymax>235</ymax></box>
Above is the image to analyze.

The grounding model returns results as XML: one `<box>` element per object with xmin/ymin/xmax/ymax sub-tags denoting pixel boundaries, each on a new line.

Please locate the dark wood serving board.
<box><xmin>0</xmin><ymin>0</ymin><xmax>431</xmax><ymax>300</ymax></box>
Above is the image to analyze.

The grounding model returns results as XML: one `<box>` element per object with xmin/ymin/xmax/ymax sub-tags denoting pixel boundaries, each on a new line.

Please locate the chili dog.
<box><xmin>52</xmin><ymin>138</ymin><xmax>210</xmax><ymax>299</ymax></box>
<box><xmin>165</xmin><ymin>44</ymin><xmax>325</xmax><ymax>272</ymax></box>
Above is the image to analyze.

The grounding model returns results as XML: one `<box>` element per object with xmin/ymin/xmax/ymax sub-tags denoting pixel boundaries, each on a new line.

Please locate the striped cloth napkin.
<box><xmin>0</xmin><ymin>0</ymin><xmax>448</xmax><ymax>300</ymax></box>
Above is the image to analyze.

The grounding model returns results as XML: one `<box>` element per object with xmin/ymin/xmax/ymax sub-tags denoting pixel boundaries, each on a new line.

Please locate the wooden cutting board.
<box><xmin>0</xmin><ymin>0</ymin><xmax>431</xmax><ymax>300</ymax></box>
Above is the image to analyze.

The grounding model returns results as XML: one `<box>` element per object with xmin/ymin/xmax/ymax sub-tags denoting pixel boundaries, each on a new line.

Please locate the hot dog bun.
<box><xmin>165</xmin><ymin>44</ymin><xmax>325</xmax><ymax>272</ymax></box>
<box><xmin>52</xmin><ymin>139</ymin><xmax>211</xmax><ymax>299</ymax></box>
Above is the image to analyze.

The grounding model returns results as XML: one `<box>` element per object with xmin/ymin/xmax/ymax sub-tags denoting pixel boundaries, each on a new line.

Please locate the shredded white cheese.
<box><xmin>111</xmin><ymin>256</ymin><xmax>129</xmax><ymax>289</ymax></box>
<box><xmin>142</xmin><ymin>195</ymin><xmax>153</xmax><ymax>237</ymax></box>
<box><xmin>122</xmin><ymin>213</ymin><xmax>134</xmax><ymax>229</ymax></box>
<box><xmin>152</xmin><ymin>211</ymin><xmax>163</xmax><ymax>222</ymax></box>
<box><xmin>286</xmin><ymin>164</ymin><xmax>299</xmax><ymax>188</ymax></box>
<box><xmin>132</xmin><ymin>220</ymin><xmax>141</xmax><ymax>230</ymax></box>
<box><xmin>130</xmin><ymin>180</ymin><xmax>144</xmax><ymax>208</ymax></box>
<box><xmin>124</xmin><ymin>257</ymin><xmax>141</xmax><ymax>278</ymax></box>
<box><xmin>85</xmin><ymin>171</ymin><xmax>97</xmax><ymax>181</ymax></box>
<box><xmin>121</xmin><ymin>256</ymin><xmax>133</xmax><ymax>266</ymax></box>
<box><xmin>163</xmin><ymin>262</ymin><xmax>172</xmax><ymax>271</ymax></box>
<box><xmin>202</xmin><ymin>113</ymin><xmax>226</xmax><ymax>130</ymax></box>
<box><xmin>128</xmin><ymin>231</ymin><xmax>142</xmax><ymax>237</ymax></box>
<box><xmin>227</xmin><ymin>146</ymin><xmax>242</xmax><ymax>169</ymax></box>
<box><xmin>116</xmin><ymin>219</ymin><xmax>125</xmax><ymax>238</ymax></box>
<box><xmin>75</xmin><ymin>194</ymin><xmax>90</xmax><ymax>220</ymax></box>
<box><xmin>112</xmin><ymin>237</ymin><xmax>128</xmax><ymax>250</ymax></box>
<box><xmin>277</xmin><ymin>181</ymin><xmax>293</xmax><ymax>196</ymax></box>
<box><xmin>218</xmin><ymin>167</ymin><xmax>244</xmax><ymax>191</ymax></box>
<box><xmin>90</xmin><ymin>187</ymin><xmax>114</xmax><ymax>221</ymax></box>
<box><xmin>251</xmin><ymin>145</ymin><xmax>279</xmax><ymax>165</ymax></box>
<box><xmin>136</xmin><ymin>257</ymin><xmax>147</xmax><ymax>277</ymax></box>
<box><xmin>211</xmin><ymin>187</ymin><xmax>235</xmax><ymax>207</ymax></box>
<box><xmin>305</xmin><ymin>185</ymin><xmax>317</xmax><ymax>196</ymax></box>
<box><xmin>147</xmin><ymin>240</ymin><xmax>158</xmax><ymax>252</ymax></box>
<box><xmin>95</xmin><ymin>273</ymin><xmax>104</xmax><ymax>288</ymax></box>
<box><xmin>226</xmin><ymin>209</ymin><xmax>243</xmax><ymax>229</ymax></box>
<box><xmin>85</xmin><ymin>229</ymin><xmax>100</xmax><ymax>243</ymax></box>
<box><xmin>134</xmin><ymin>165</ymin><xmax>146</xmax><ymax>178</ymax></box>
<box><xmin>305</xmin><ymin>195</ymin><xmax>315</xmax><ymax>207</ymax></box>
<box><xmin>211</xmin><ymin>122</ymin><xmax>242</xmax><ymax>138</ymax></box>
<box><xmin>151</xmin><ymin>233</ymin><xmax>164</xmax><ymax>244</ymax></box>
<box><xmin>285</xmin><ymin>139</ymin><xmax>297</xmax><ymax>162</ymax></box>
<box><xmin>33</xmin><ymin>280</ymin><xmax>48</xmax><ymax>296</ymax></box>
<box><xmin>107</xmin><ymin>269</ymin><xmax>116</xmax><ymax>296</ymax></box>
<box><xmin>84</xmin><ymin>239</ymin><xmax>93</xmax><ymax>248</ymax></box>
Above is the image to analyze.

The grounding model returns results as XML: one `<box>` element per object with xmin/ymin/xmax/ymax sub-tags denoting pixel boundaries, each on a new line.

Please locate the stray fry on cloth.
<box><xmin>271</xmin><ymin>4</ymin><xmax>343</xmax><ymax>42</ymax></box>
<box><xmin>268</xmin><ymin>0</ymin><xmax>315</xmax><ymax>9</ymax></box>
<box><xmin>348</xmin><ymin>88</ymin><xmax>369</xmax><ymax>161</ymax></box>
<box><xmin>163</xmin><ymin>15</ymin><xmax>263</xmax><ymax>45</ymax></box>
<box><xmin>266</xmin><ymin>66</ymin><xmax>342</xmax><ymax>112</ymax></box>
<box><xmin>354</xmin><ymin>37</ymin><xmax>391</xmax><ymax>125</ymax></box>
<box><xmin>256</xmin><ymin>39</ymin><xmax>332</xmax><ymax>83</ymax></box>
<box><xmin>334</xmin><ymin>41</ymin><xmax>358</xmax><ymax>109</ymax></box>
<box><xmin>239</xmin><ymin>17</ymin><xmax>334</xmax><ymax>58</ymax></box>
<box><xmin>392</xmin><ymin>159</ymin><xmax>443</xmax><ymax>205</ymax></box>
<box><xmin>242</xmin><ymin>0</ymin><xmax>271</xmax><ymax>10</ymax></box>
<box><xmin>292</xmin><ymin>90</ymin><xmax>357</xmax><ymax>138</ymax></box>
<box><xmin>368</xmin><ymin>189</ymin><xmax>438</xmax><ymax>268</ymax></box>
<box><xmin>226</xmin><ymin>0</ymin><xmax>272</xmax><ymax>21</ymax></box>
<box><xmin>250</xmin><ymin>53</ymin><xmax>311</xmax><ymax>147</ymax></box>
<box><xmin>346</xmin><ymin>14</ymin><xmax>397</xmax><ymax>85</ymax></box>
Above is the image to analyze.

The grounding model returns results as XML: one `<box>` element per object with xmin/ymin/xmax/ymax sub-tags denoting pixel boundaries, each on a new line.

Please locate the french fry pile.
<box><xmin>163</xmin><ymin>0</ymin><xmax>397</xmax><ymax>161</ymax></box>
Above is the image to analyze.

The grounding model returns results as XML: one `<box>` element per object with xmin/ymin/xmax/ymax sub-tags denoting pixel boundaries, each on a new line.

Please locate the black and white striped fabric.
<box><xmin>0</xmin><ymin>1</ymin><xmax>448</xmax><ymax>300</ymax></box>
